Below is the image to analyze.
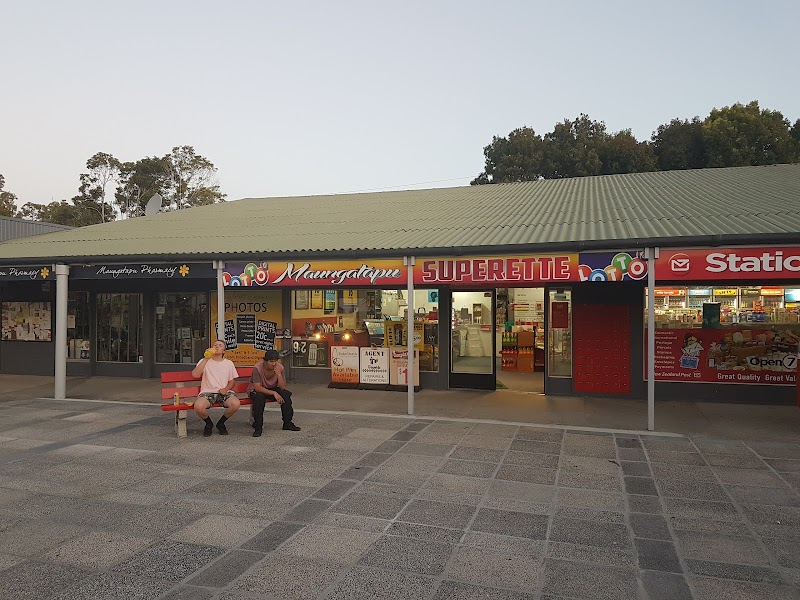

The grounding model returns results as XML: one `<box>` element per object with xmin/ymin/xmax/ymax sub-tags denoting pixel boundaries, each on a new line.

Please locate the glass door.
<box><xmin>450</xmin><ymin>290</ymin><xmax>496</xmax><ymax>390</ymax></box>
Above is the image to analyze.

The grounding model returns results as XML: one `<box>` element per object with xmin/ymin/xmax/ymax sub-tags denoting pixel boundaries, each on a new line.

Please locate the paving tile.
<box><xmin>313</xmin><ymin>478</ymin><xmax>359</xmax><ymax>501</ymax></box>
<box><xmin>433</xmin><ymin>580</ymin><xmax>537</xmax><ymax>599</ymax></box>
<box><xmin>727</xmin><ymin>484</ymin><xmax>800</xmax><ymax>507</ymax></box>
<box><xmin>641</xmin><ymin>571</ymin><xmax>693</xmax><ymax>600</ymax></box>
<box><xmin>657</xmin><ymin>479</ymin><xmax>729</xmax><ymax>501</ymax></box>
<box><xmin>562</xmin><ymin>434</ymin><xmax>616</xmax><ymax>459</ymax></box>
<box><xmin>669</xmin><ymin>517</ymin><xmax>750</xmax><ymax>537</ymax></box>
<box><xmin>628</xmin><ymin>494</ymin><xmax>663</xmax><ymax>514</ymax></box>
<box><xmin>333</xmin><ymin>492</ymin><xmax>409</xmax><ymax>520</ymax></box>
<box><xmin>510</xmin><ymin>439</ymin><xmax>562</xmax><ymax>455</ymax></box>
<box><xmin>559</xmin><ymin>469</ymin><xmax>621</xmax><ymax>491</ymax></box>
<box><xmin>373</xmin><ymin>440</ymin><xmax>407</xmax><ymax>453</ymax></box>
<box><xmin>676</xmin><ymin>531</ymin><xmax>770</xmax><ymax>565</ymax></box>
<box><xmin>170</xmin><ymin>514</ymin><xmax>268</xmax><ymax>547</ymax></box>
<box><xmin>231</xmin><ymin>554</ymin><xmax>344</xmax><ymax>599</ymax></box>
<box><xmin>282</xmin><ymin>498</ymin><xmax>332</xmax><ymax>523</ymax></box>
<box><xmin>450</xmin><ymin>446</ymin><xmax>505</xmax><ymax>463</ymax></box>
<box><xmin>459</xmin><ymin>434</ymin><xmax>512</xmax><ymax>450</ymax></box>
<box><xmin>662</xmin><ymin>497</ymin><xmax>741</xmax><ymax>521</ymax></box>
<box><xmin>391</xmin><ymin>430</ymin><xmax>418</xmax><ymax>441</ymax></box>
<box><xmin>43</xmin><ymin>530</ymin><xmax>154</xmax><ymax>569</ymax></box>
<box><xmin>470</xmin><ymin>508</ymin><xmax>549</xmax><ymax>539</ymax></box>
<box><xmin>624</xmin><ymin>476</ymin><xmax>659</xmax><ymax>496</ymax></box>
<box><xmin>367</xmin><ymin>466</ymin><xmax>432</xmax><ymax>487</ymax></box>
<box><xmin>52</xmin><ymin>572</ymin><xmax>173</xmax><ymax>600</ymax></box>
<box><xmin>382</xmin><ymin>453</ymin><xmax>445</xmax><ymax>472</ymax></box>
<box><xmin>691</xmin><ymin>576</ymin><xmax>798</xmax><ymax>600</ymax></box>
<box><xmin>630</xmin><ymin>513</ymin><xmax>672</xmax><ymax>540</ymax></box>
<box><xmin>713</xmin><ymin>466</ymin><xmax>787</xmax><ymax>488</ymax></box>
<box><xmin>398</xmin><ymin>442</ymin><xmax>455</xmax><ymax>456</ymax></box>
<box><xmin>240</xmin><ymin>520</ymin><xmax>304</xmax><ymax>552</ymax></box>
<box><xmin>159</xmin><ymin>585</ymin><xmax>217</xmax><ymax>600</ymax></box>
<box><xmin>687</xmin><ymin>559</ymin><xmax>784</xmax><ymax>584</ymax></box>
<box><xmin>550</xmin><ymin>517</ymin><xmax>631</xmax><ymax>549</ymax></box>
<box><xmin>274</xmin><ymin>525</ymin><xmax>380</xmax><ymax>563</ymax></box>
<box><xmin>703</xmin><ymin>453</ymin><xmax>767</xmax><ymax>469</ymax></box>
<box><xmin>356</xmin><ymin>452</ymin><xmax>393</xmax><ymax>467</ymax></box>
<box><xmin>0</xmin><ymin>520</ymin><xmax>83</xmax><ymax>556</ymax></box>
<box><xmin>439</xmin><ymin>459</ymin><xmax>497</xmax><ymax>478</ymax></box>
<box><xmin>0</xmin><ymin>561</ymin><xmax>87</xmax><ymax>600</ymax></box>
<box><xmin>621</xmin><ymin>461</ymin><xmax>652</xmax><ymax>477</ymax></box>
<box><xmin>326</xmin><ymin>565</ymin><xmax>437</xmax><ymax>600</ymax></box>
<box><xmin>646</xmin><ymin>450</ymin><xmax>707</xmax><ymax>465</ymax></box>
<box><xmin>405</xmin><ymin>421</ymin><xmax>433</xmax><ymax>431</ymax></box>
<box><xmin>313</xmin><ymin>512</ymin><xmax>390</xmax><ymax>532</ymax></box>
<box><xmin>497</xmin><ymin>464</ymin><xmax>558</xmax><ymax>485</ymax></box>
<box><xmin>642</xmin><ymin>438</ymin><xmax>697</xmax><ymax>453</ymax></box>
<box><xmin>470</xmin><ymin>423</ymin><xmax>519</xmax><ymax>437</ymax></box>
<box><xmin>386</xmin><ymin>522</ymin><xmax>464</xmax><ymax>544</ymax></box>
<box><xmin>615</xmin><ymin>437</ymin><xmax>642</xmax><ymax>448</ymax></box>
<box><xmin>461</xmin><ymin>531</ymin><xmax>545</xmax><ymax>556</ymax></box>
<box><xmin>616</xmin><ymin>447</ymin><xmax>647</xmax><ymax>461</ymax></box>
<box><xmin>446</xmin><ymin>545</ymin><xmax>540</xmax><ymax>590</ymax></box>
<box><xmin>765</xmin><ymin>459</ymin><xmax>800</xmax><ymax>473</ymax></box>
<box><xmin>424</xmin><ymin>473</ymin><xmax>492</xmax><ymax>496</ymax></box>
<box><xmin>741</xmin><ymin>504</ymin><xmax>800</xmax><ymax>526</ymax></box>
<box><xmin>357</xmin><ymin>481</ymin><xmax>416</xmax><ymax>499</ymax></box>
<box><xmin>338</xmin><ymin>465</ymin><xmax>375</xmax><ymax>480</ymax></box>
<box><xmin>359</xmin><ymin>535</ymin><xmax>455</xmax><ymax>575</ymax></box>
<box><xmin>398</xmin><ymin>499</ymin><xmax>477</xmax><ymax>529</ymax></box>
<box><xmin>692</xmin><ymin>438</ymin><xmax>753</xmax><ymax>456</ymax></box>
<box><xmin>555</xmin><ymin>506</ymin><xmax>625</xmax><ymax>524</ymax></box>
<box><xmin>112</xmin><ymin>540</ymin><xmax>224</xmax><ymax>582</ymax></box>
<box><xmin>557</xmin><ymin>487</ymin><xmax>625</xmax><ymax>511</ymax></box>
<box><xmin>185</xmin><ymin>549</ymin><xmax>264</xmax><ymax>587</ymax></box>
<box><xmin>546</xmin><ymin>541</ymin><xmax>635</xmax><ymax>567</ymax></box>
<box><xmin>746</xmin><ymin>441</ymin><xmax>800</xmax><ymax>459</ymax></box>
<box><xmin>541</xmin><ymin>558</ymin><xmax>637</xmax><ymax>600</ymax></box>
<box><xmin>503</xmin><ymin>451</ymin><xmax>560</xmax><ymax>468</ymax></box>
<box><xmin>764</xmin><ymin>537</ymin><xmax>800</xmax><ymax>569</ymax></box>
<box><xmin>515</xmin><ymin>427</ymin><xmax>564</xmax><ymax>443</ymax></box>
<box><xmin>635</xmin><ymin>538</ymin><xmax>682</xmax><ymax>573</ymax></box>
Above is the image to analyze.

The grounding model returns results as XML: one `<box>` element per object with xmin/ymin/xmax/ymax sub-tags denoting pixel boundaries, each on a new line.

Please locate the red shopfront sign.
<box><xmin>656</xmin><ymin>247</ymin><xmax>800</xmax><ymax>281</ymax></box>
<box><xmin>646</xmin><ymin>327</ymin><xmax>799</xmax><ymax>386</ymax></box>
<box><xmin>224</xmin><ymin>260</ymin><xmax>407</xmax><ymax>287</ymax></box>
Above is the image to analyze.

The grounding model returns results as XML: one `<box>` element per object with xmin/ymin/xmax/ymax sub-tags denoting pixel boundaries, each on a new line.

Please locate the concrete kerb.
<box><xmin>29</xmin><ymin>395</ymin><xmax>686</xmax><ymax>438</ymax></box>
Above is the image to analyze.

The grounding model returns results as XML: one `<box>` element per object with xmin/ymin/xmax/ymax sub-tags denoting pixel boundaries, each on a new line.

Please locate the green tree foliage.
<box><xmin>163</xmin><ymin>145</ymin><xmax>226</xmax><ymax>210</ymax></box>
<box><xmin>17</xmin><ymin>192</ymin><xmax>106</xmax><ymax>227</ymax></box>
<box><xmin>116</xmin><ymin>156</ymin><xmax>171</xmax><ymax>218</ymax></box>
<box><xmin>702</xmin><ymin>101</ymin><xmax>799</xmax><ymax>167</ymax></box>
<box><xmin>0</xmin><ymin>174</ymin><xmax>19</xmax><ymax>217</ymax></box>
<box><xmin>80</xmin><ymin>152</ymin><xmax>122</xmax><ymax>222</ymax></box>
<box><xmin>473</xmin><ymin>101</ymin><xmax>800</xmax><ymax>184</ymax></box>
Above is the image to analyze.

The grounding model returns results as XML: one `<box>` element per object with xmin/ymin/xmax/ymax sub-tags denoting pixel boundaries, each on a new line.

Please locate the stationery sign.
<box><xmin>360</xmin><ymin>347</ymin><xmax>389</xmax><ymax>384</ymax></box>
<box><xmin>655</xmin><ymin>246</ymin><xmax>800</xmax><ymax>281</ymax></box>
<box><xmin>331</xmin><ymin>346</ymin><xmax>360</xmax><ymax>384</ymax></box>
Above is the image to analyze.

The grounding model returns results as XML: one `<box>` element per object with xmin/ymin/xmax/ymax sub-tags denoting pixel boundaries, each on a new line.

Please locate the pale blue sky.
<box><xmin>2</xmin><ymin>1</ymin><xmax>797</xmax><ymax>207</ymax></box>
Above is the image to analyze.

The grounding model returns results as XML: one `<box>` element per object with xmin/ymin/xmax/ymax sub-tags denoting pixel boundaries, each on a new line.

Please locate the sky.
<box><xmin>2</xmin><ymin>1</ymin><xmax>798</xmax><ymax>208</ymax></box>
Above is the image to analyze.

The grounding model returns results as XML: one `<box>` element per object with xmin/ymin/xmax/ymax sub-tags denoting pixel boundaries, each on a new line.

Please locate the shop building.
<box><xmin>0</xmin><ymin>164</ymin><xmax>798</xmax><ymax>404</ymax></box>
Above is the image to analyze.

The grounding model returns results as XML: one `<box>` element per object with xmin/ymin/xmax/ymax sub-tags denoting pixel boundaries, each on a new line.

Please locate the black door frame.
<box><xmin>449</xmin><ymin>289</ymin><xmax>496</xmax><ymax>390</ymax></box>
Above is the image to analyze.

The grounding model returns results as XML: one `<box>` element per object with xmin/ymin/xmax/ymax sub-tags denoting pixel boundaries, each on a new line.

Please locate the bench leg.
<box><xmin>176</xmin><ymin>410</ymin><xmax>188</xmax><ymax>438</ymax></box>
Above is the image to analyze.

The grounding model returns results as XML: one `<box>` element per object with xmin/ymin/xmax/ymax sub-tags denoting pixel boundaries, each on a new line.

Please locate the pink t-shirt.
<box><xmin>197</xmin><ymin>357</ymin><xmax>239</xmax><ymax>393</ymax></box>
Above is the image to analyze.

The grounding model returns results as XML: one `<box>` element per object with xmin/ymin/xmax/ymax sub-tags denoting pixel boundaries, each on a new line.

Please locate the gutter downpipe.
<box><xmin>54</xmin><ymin>264</ymin><xmax>69</xmax><ymax>400</ymax></box>
<box><xmin>405</xmin><ymin>256</ymin><xmax>415</xmax><ymax>415</ymax></box>
<box><xmin>213</xmin><ymin>261</ymin><xmax>226</xmax><ymax>346</ymax></box>
<box><xmin>645</xmin><ymin>247</ymin><xmax>659</xmax><ymax>431</ymax></box>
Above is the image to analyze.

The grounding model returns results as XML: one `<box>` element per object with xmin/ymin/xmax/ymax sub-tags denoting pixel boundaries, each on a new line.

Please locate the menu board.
<box><xmin>292</xmin><ymin>339</ymin><xmax>329</xmax><ymax>368</ymax></box>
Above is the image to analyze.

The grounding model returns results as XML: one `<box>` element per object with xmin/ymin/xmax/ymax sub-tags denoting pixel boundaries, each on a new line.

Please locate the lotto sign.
<box><xmin>576</xmin><ymin>252</ymin><xmax>648</xmax><ymax>282</ymax></box>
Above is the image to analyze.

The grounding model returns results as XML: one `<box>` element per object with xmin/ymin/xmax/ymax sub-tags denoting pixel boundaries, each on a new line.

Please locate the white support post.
<box><xmin>405</xmin><ymin>256</ymin><xmax>416</xmax><ymax>415</ymax></box>
<box><xmin>645</xmin><ymin>247</ymin><xmax>659</xmax><ymax>431</ymax></box>
<box><xmin>54</xmin><ymin>264</ymin><xmax>69</xmax><ymax>400</ymax></box>
<box><xmin>213</xmin><ymin>261</ymin><xmax>225</xmax><ymax>347</ymax></box>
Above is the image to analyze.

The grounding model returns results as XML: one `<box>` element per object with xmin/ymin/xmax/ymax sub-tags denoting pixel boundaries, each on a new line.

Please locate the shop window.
<box><xmin>155</xmin><ymin>293</ymin><xmax>208</xmax><ymax>364</ymax></box>
<box><xmin>67</xmin><ymin>292</ymin><xmax>90</xmax><ymax>359</ymax></box>
<box><xmin>547</xmin><ymin>289</ymin><xmax>572</xmax><ymax>377</ymax></box>
<box><xmin>97</xmin><ymin>294</ymin><xmax>142</xmax><ymax>362</ymax></box>
<box><xmin>290</xmin><ymin>289</ymin><xmax>439</xmax><ymax>371</ymax></box>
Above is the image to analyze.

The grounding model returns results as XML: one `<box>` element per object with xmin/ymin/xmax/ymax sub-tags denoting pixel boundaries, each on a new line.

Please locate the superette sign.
<box><xmin>416</xmin><ymin>252</ymin><xmax>648</xmax><ymax>285</ymax></box>
<box><xmin>656</xmin><ymin>247</ymin><xmax>800</xmax><ymax>280</ymax></box>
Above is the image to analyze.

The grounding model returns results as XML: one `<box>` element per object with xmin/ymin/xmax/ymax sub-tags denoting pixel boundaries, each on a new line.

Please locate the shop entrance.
<box><xmin>496</xmin><ymin>288</ymin><xmax>545</xmax><ymax>393</ymax></box>
<box><xmin>450</xmin><ymin>290</ymin><xmax>496</xmax><ymax>390</ymax></box>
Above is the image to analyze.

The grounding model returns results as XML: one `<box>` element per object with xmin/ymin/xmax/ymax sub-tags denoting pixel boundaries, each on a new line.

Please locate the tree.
<box><xmin>651</xmin><ymin>117</ymin><xmax>706</xmax><ymax>171</ymax></box>
<box><xmin>542</xmin><ymin>114</ymin><xmax>607</xmax><ymax>179</ymax></box>
<box><xmin>0</xmin><ymin>174</ymin><xmax>18</xmax><ymax>217</ymax></box>
<box><xmin>17</xmin><ymin>190</ymin><xmax>107</xmax><ymax>227</ymax></box>
<box><xmin>80</xmin><ymin>152</ymin><xmax>121</xmax><ymax>222</ymax></box>
<box><xmin>702</xmin><ymin>101</ymin><xmax>800</xmax><ymax>167</ymax></box>
<box><xmin>471</xmin><ymin>127</ymin><xmax>546</xmax><ymax>184</ymax></box>
<box><xmin>116</xmin><ymin>156</ymin><xmax>171</xmax><ymax>218</ymax></box>
<box><xmin>599</xmin><ymin>130</ymin><xmax>657</xmax><ymax>175</ymax></box>
<box><xmin>162</xmin><ymin>145</ymin><xmax>225</xmax><ymax>210</ymax></box>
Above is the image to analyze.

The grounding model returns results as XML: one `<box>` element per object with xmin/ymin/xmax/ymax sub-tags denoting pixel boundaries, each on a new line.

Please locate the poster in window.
<box><xmin>210</xmin><ymin>290</ymin><xmax>282</xmax><ymax>366</ymax></box>
<box><xmin>294</xmin><ymin>290</ymin><xmax>309</xmax><ymax>310</ymax></box>
<box><xmin>324</xmin><ymin>289</ymin><xmax>336</xmax><ymax>312</ymax></box>
<box><xmin>310</xmin><ymin>290</ymin><xmax>324</xmax><ymax>309</ymax></box>
<box><xmin>551</xmin><ymin>302</ymin><xmax>570</xmax><ymax>329</ymax></box>
<box><xmin>1</xmin><ymin>301</ymin><xmax>52</xmax><ymax>341</ymax></box>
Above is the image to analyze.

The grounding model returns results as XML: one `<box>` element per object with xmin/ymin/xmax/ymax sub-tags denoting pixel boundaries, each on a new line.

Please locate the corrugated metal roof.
<box><xmin>0</xmin><ymin>164</ymin><xmax>797</xmax><ymax>262</ymax></box>
<box><xmin>0</xmin><ymin>216</ymin><xmax>73</xmax><ymax>242</ymax></box>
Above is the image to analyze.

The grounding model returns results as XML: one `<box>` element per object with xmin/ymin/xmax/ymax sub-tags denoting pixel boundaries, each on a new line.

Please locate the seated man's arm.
<box><xmin>191</xmin><ymin>357</ymin><xmax>209</xmax><ymax>379</ymax></box>
<box><xmin>276</xmin><ymin>363</ymin><xmax>287</xmax><ymax>389</ymax></box>
<box><xmin>220</xmin><ymin>378</ymin><xmax>235</xmax><ymax>394</ymax></box>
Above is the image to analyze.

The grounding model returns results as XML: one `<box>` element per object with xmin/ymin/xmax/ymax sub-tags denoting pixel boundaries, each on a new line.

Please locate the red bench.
<box><xmin>160</xmin><ymin>367</ymin><xmax>264</xmax><ymax>438</ymax></box>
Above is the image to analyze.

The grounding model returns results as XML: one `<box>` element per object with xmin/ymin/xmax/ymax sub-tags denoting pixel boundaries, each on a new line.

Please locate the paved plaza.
<box><xmin>0</xmin><ymin>391</ymin><xmax>799</xmax><ymax>599</ymax></box>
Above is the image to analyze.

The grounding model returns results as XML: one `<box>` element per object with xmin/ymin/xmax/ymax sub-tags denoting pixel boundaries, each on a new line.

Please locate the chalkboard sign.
<box><xmin>214</xmin><ymin>319</ymin><xmax>238</xmax><ymax>349</ymax></box>
<box><xmin>255</xmin><ymin>319</ymin><xmax>277</xmax><ymax>351</ymax></box>
<box><xmin>292</xmin><ymin>339</ymin><xmax>329</xmax><ymax>368</ymax></box>
<box><xmin>236</xmin><ymin>314</ymin><xmax>255</xmax><ymax>344</ymax></box>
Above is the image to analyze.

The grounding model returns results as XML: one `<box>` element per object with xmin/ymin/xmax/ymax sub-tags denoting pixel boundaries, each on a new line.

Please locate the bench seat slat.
<box><xmin>160</xmin><ymin>366</ymin><xmax>253</xmax><ymax>384</ymax></box>
<box><xmin>161</xmin><ymin>398</ymin><xmax>262</xmax><ymax>412</ymax></box>
<box><xmin>161</xmin><ymin>381</ymin><xmax>251</xmax><ymax>401</ymax></box>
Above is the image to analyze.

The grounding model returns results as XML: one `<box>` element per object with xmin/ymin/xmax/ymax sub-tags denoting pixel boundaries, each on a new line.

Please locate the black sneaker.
<box><xmin>216</xmin><ymin>421</ymin><xmax>229</xmax><ymax>436</ymax></box>
<box><xmin>252</xmin><ymin>429</ymin><xmax>262</xmax><ymax>438</ymax></box>
<box><xmin>282</xmin><ymin>423</ymin><xmax>301</xmax><ymax>431</ymax></box>
<box><xmin>203</xmin><ymin>422</ymin><xmax>213</xmax><ymax>437</ymax></box>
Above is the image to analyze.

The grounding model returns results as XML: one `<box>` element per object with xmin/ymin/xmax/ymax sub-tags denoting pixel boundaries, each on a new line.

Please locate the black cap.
<box><xmin>263</xmin><ymin>349</ymin><xmax>280</xmax><ymax>360</ymax></box>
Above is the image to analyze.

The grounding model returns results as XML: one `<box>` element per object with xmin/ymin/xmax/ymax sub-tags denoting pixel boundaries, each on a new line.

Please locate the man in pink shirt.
<box><xmin>192</xmin><ymin>340</ymin><xmax>241</xmax><ymax>437</ymax></box>
<box><xmin>247</xmin><ymin>349</ymin><xmax>301</xmax><ymax>437</ymax></box>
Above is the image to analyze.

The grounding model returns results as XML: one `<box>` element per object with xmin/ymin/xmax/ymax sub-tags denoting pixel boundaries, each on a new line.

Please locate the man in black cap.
<box><xmin>247</xmin><ymin>349</ymin><xmax>301</xmax><ymax>437</ymax></box>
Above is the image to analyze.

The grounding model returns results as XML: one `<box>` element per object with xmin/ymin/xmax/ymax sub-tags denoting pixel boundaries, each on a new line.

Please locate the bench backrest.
<box><xmin>161</xmin><ymin>367</ymin><xmax>254</xmax><ymax>400</ymax></box>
